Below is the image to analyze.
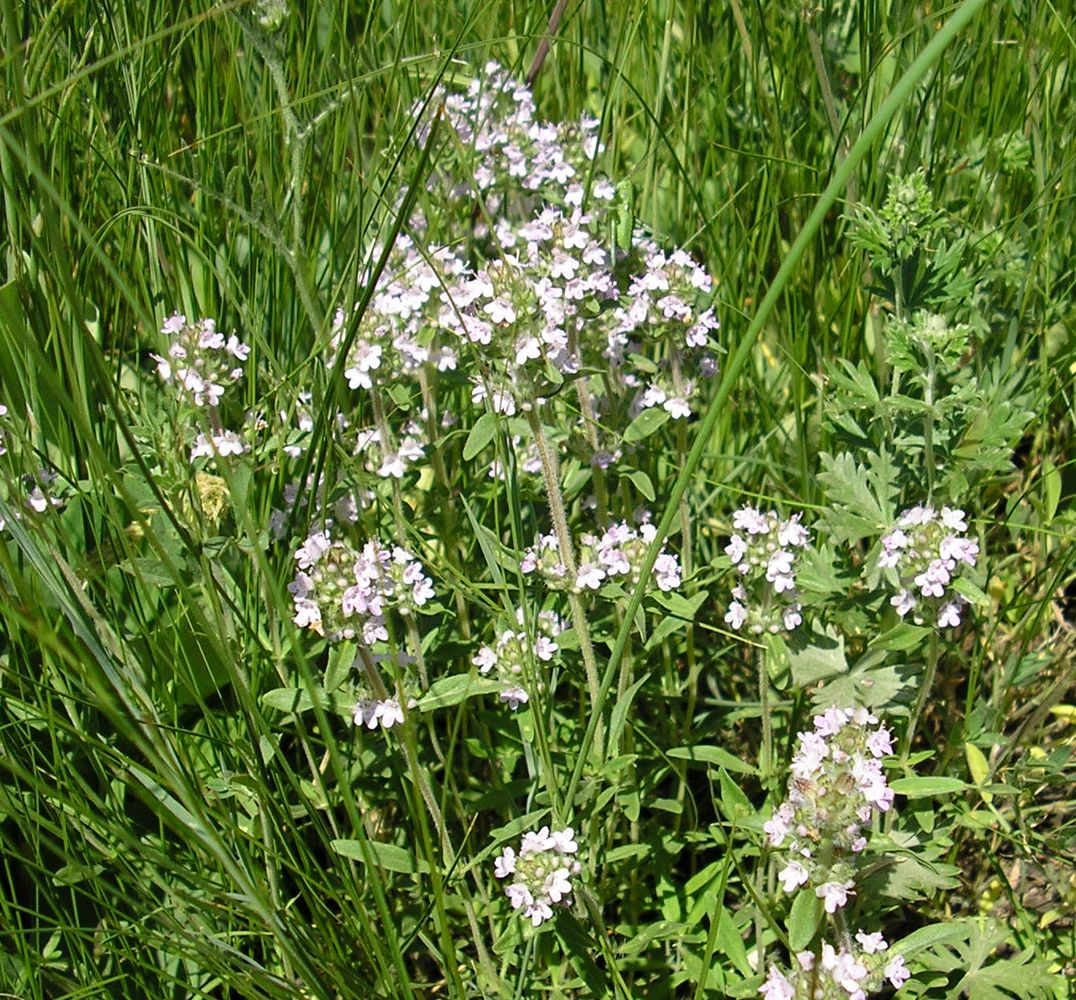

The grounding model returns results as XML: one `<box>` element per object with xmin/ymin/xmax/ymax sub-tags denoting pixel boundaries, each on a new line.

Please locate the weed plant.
<box><xmin>0</xmin><ymin>2</ymin><xmax>1073</xmax><ymax>998</ymax></box>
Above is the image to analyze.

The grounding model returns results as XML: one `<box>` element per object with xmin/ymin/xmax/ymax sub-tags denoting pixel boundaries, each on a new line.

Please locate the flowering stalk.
<box><xmin>758</xmin><ymin>644</ymin><xmax>773</xmax><ymax>782</ymax></box>
<box><xmin>526</xmin><ymin>408</ymin><xmax>603</xmax><ymax>727</ymax></box>
<box><xmin>902</xmin><ymin>628</ymin><xmax>939</xmax><ymax>761</ymax></box>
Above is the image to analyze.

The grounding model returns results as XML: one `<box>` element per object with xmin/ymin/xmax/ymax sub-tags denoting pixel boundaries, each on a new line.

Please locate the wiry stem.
<box><xmin>903</xmin><ymin>630</ymin><xmax>940</xmax><ymax>761</ymax></box>
<box><xmin>526</xmin><ymin>407</ymin><xmax>604</xmax><ymax>749</ymax></box>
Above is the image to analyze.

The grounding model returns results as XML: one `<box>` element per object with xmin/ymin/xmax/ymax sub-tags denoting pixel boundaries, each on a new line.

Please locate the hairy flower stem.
<box><xmin>394</xmin><ymin>713</ymin><xmax>467</xmax><ymax>998</ymax></box>
<box><xmin>757</xmin><ymin>644</ymin><xmax>773</xmax><ymax>783</ymax></box>
<box><xmin>903</xmin><ymin>630</ymin><xmax>940</xmax><ymax>762</ymax></box>
<box><xmin>526</xmin><ymin>407</ymin><xmax>604</xmax><ymax>748</ymax></box>
<box><xmin>831</xmin><ymin>902</ymin><xmax>855</xmax><ymax>953</ymax></box>
<box><xmin>369</xmin><ymin>386</ymin><xmax>429</xmax><ymax>687</ymax></box>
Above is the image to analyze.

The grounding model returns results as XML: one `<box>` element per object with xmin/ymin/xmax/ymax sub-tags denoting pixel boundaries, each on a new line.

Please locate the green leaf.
<box><xmin>811</xmin><ymin>658</ymin><xmax>912</xmax><ymax>710</ymax></box>
<box><xmin>649</xmin><ymin>590</ymin><xmax>709</xmax><ymax>621</ymax></box>
<box><xmin>624</xmin><ymin>468</ymin><xmax>656</xmax><ymax>502</ymax></box>
<box><xmin>951</xmin><ymin>575</ymin><xmax>990</xmax><ymax>607</ymax></box>
<box><xmin>817</xmin><ymin>450</ymin><xmax>896</xmax><ymax>543</ymax></box>
<box><xmin>463</xmin><ymin>411</ymin><xmax>497</xmax><ymax>460</ymax></box>
<box><xmin>965</xmin><ymin>742</ymin><xmax>990</xmax><ymax>787</ymax></box>
<box><xmin>1040</xmin><ymin>456</ymin><xmax>1061</xmax><ymax>522</ymax></box>
<box><xmin>416</xmin><ymin>674</ymin><xmax>502</xmax><ymax>711</ymax></box>
<box><xmin>713</xmin><ymin>906</ymin><xmax>752</xmax><ymax>978</ymax></box>
<box><xmin>667</xmin><ymin>746</ymin><xmax>758</xmax><ymax>775</ymax></box>
<box><xmin>873</xmin><ymin>622</ymin><xmax>932</xmax><ymax>651</ymax></box>
<box><xmin>891</xmin><ymin>921</ymin><xmax>969</xmax><ymax>958</ymax></box>
<box><xmin>330</xmin><ymin>839</ymin><xmax>428</xmax><ymax>874</ymax></box>
<box><xmin>623</xmin><ymin>406</ymin><xmax>670</xmax><ymax>443</ymax></box>
<box><xmin>717</xmin><ymin>768</ymin><xmax>752</xmax><ymax>821</ymax></box>
<box><xmin>607</xmin><ymin>674</ymin><xmax>648</xmax><ymax>753</ymax></box>
<box><xmin>261</xmin><ymin>686</ymin><xmax>319</xmax><ymax>713</ymax></box>
<box><xmin>904</xmin><ymin>918</ymin><xmax>1061</xmax><ymax>999</ymax></box>
<box><xmin>890</xmin><ymin>776</ymin><xmax>967</xmax><ymax>797</ymax></box>
<box><xmin>787</xmin><ymin>888</ymin><xmax>820</xmax><ymax>951</ymax></box>
<box><xmin>872</xmin><ymin>853</ymin><xmax>961</xmax><ymax>900</ymax></box>
<box><xmin>788</xmin><ymin>626</ymin><xmax>847</xmax><ymax>687</ymax></box>
<box><xmin>120</xmin><ymin>557</ymin><xmax>178</xmax><ymax>588</ymax></box>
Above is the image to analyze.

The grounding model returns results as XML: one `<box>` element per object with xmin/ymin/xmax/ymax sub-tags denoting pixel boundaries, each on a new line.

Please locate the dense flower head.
<box><xmin>723</xmin><ymin>506</ymin><xmax>810</xmax><ymax>634</ymax></box>
<box><xmin>438</xmin><ymin>212</ymin><xmax>617</xmax><ymax>412</ymax></box>
<box><xmin>765</xmin><ymin>706</ymin><xmax>895</xmax><ymax>909</ymax></box>
<box><xmin>289</xmin><ymin>531</ymin><xmax>434</xmax><ymax>642</ymax></box>
<box><xmin>494</xmin><ymin>825</ymin><xmax>581</xmax><ymax>926</ymax></box>
<box><xmin>328</xmin><ymin>237</ymin><xmax>465</xmax><ymax>391</ymax></box>
<box><xmin>521</xmin><ymin>520</ymin><xmax>681</xmax><ymax>595</ymax></box>
<box><xmin>760</xmin><ymin>935</ymin><xmax>910</xmax><ymax>1000</ymax></box>
<box><xmin>415</xmin><ymin>61</ymin><xmax>614</xmax><ymax>223</ymax></box>
<box><xmin>605</xmin><ymin>235</ymin><xmax>721</xmax><ymax>420</ymax></box>
<box><xmin>473</xmin><ymin>609</ymin><xmax>567</xmax><ymax>709</ymax></box>
<box><xmin>879</xmin><ymin>504</ymin><xmax>979</xmax><ymax>628</ymax></box>
<box><xmin>153</xmin><ymin>313</ymin><xmax>249</xmax><ymax>408</ymax></box>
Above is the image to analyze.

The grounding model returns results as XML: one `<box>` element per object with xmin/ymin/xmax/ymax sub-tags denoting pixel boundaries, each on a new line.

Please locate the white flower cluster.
<box><xmin>153</xmin><ymin>313</ymin><xmax>250</xmax><ymax>408</ymax></box>
<box><xmin>880</xmin><ymin>505</ymin><xmax>979</xmax><ymax>628</ymax></box>
<box><xmin>608</xmin><ymin>238</ymin><xmax>721</xmax><ymax>420</ymax></box>
<box><xmin>289</xmin><ymin>531</ymin><xmax>434</xmax><ymax>642</ymax></box>
<box><xmin>473</xmin><ymin>609</ymin><xmax>567</xmax><ymax>709</ymax></box>
<box><xmin>765</xmin><ymin>708</ymin><xmax>895</xmax><ymax>909</ymax></box>
<box><xmin>521</xmin><ymin>520</ymin><xmax>681</xmax><ymax>595</ymax></box>
<box><xmin>153</xmin><ymin>313</ymin><xmax>252</xmax><ymax>463</ymax></box>
<box><xmin>494</xmin><ymin>825</ymin><xmax>580</xmax><ymax>927</ymax></box>
<box><xmin>723</xmin><ymin>506</ymin><xmax>809</xmax><ymax>634</ymax></box>
<box><xmin>439</xmin><ymin>207</ymin><xmax>617</xmax><ymax>414</ymax></box>
<box><xmin>416</xmin><ymin>61</ymin><xmax>612</xmax><ymax>218</ymax></box>
<box><xmin>329</xmin><ymin>237</ymin><xmax>463</xmax><ymax>393</ymax></box>
<box><xmin>760</xmin><ymin>938</ymin><xmax>910</xmax><ymax>1000</ymax></box>
<box><xmin>760</xmin><ymin>707</ymin><xmax>908</xmax><ymax>1000</ymax></box>
<box><xmin>405</xmin><ymin>62</ymin><xmax>721</xmax><ymax>448</ymax></box>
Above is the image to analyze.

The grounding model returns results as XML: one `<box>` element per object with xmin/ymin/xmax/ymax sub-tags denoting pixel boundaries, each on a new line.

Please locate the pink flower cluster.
<box><xmin>289</xmin><ymin>531</ymin><xmax>434</xmax><ymax>643</ymax></box>
<box><xmin>761</xmin><ymin>938</ymin><xmax>910</xmax><ymax>1000</ymax></box>
<box><xmin>521</xmin><ymin>520</ymin><xmax>681</xmax><ymax>596</ymax></box>
<box><xmin>415</xmin><ymin>61</ymin><xmax>612</xmax><ymax>219</ymax></box>
<box><xmin>438</xmin><ymin>206</ymin><xmax>617</xmax><ymax>415</ymax></box>
<box><xmin>153</xmin><ymin>313</ymin><xmax>249</xmax><ymax>409</ymax></box>
<box><xmin>723</xmin><ymin>506</ymin><xmax>810</xmax><ymax>634</ymax></box>
<box><xmin>153</xmin><ymin>312</ymin><xmax>252</xmax><ymax>462</ymax></box>
<box><xmin>880</xmin><ymin>504</ymin><xmax>979</xmax><ymax>628</ymax></box>
<box><xmin>494</xmin><ymin>825</ymin><xmax>581</xmax><ymax>927</ymax></box>
<box><xmin>473</xmin><ymin>609</ymin><xmax>567</xmax><ymax>710</ymax></box>
<box><xmin>606</xmin><ymin>239</ymin><xmax>721</xmax><ymax>420</ymax></box>
<box><xmin>328</xmin><ymin>236</ymin><xmax>463</xmax><ymax>393</ymax></box>
<box><xmin>764</xmin><ymin>707</ymin><xmax>895</xmax><ymax>910</ymax></box>
<box><xmin>761</xmin><ymin>707</ymin><xmax>910</xmax><ymax>999</ymax></box>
